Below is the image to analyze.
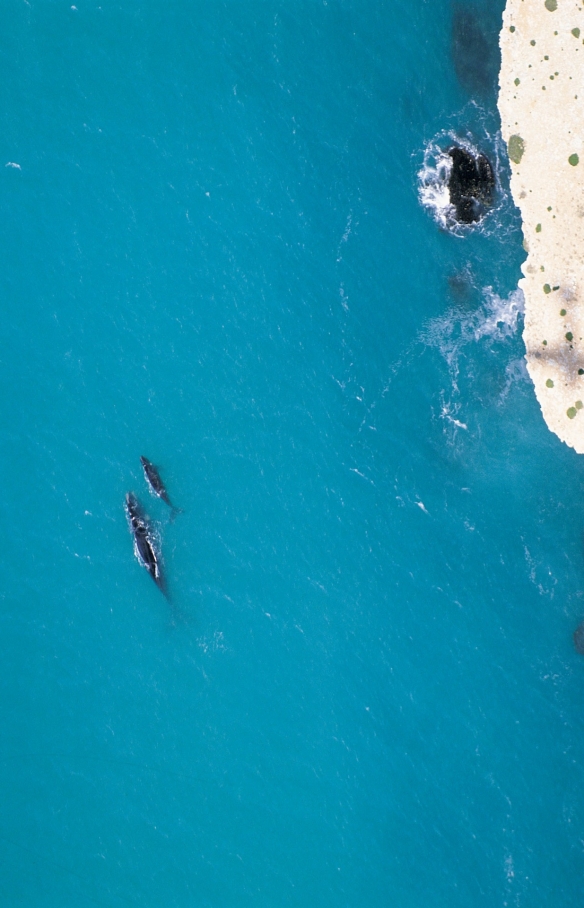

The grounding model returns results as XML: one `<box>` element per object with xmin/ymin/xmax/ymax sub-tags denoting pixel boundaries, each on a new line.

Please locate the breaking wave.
<box><xmin>421</xmin><ymin>287</ymin><xmax>526</xmax><ymax>439</ymax></box>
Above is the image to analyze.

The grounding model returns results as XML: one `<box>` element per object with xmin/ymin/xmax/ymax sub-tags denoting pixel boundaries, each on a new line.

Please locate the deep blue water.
<box><xmin>2</xmin><ymin>1</ymin><xmax>584</xmax><ymax>905</ymax></box>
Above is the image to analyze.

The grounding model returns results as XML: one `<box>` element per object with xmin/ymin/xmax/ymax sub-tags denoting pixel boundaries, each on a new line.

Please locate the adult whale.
<box><xmin>124</xmin><ymin>492</ymin><xmax>164</xmax><ymax>592</ymax></box>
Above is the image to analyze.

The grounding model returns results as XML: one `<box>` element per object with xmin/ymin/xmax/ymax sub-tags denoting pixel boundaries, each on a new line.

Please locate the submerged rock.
<box><xmin>448</xmin><ymin>147</ymin><xmax>495</xmax><ymax>223</ymax></box>
<box><xmin>447</xmin><ymin>267</ymin><xmax>475</xmax><ymax>306</ymax></box>
<box><xmin>574</xmin><ymin>622</ymin><xmax>584</xmax><ymax>655</ymax></box>
<box><xmin>451</xmin><ymin>5</ymin><xmax>498</xmax><ymax>97</ymax></box>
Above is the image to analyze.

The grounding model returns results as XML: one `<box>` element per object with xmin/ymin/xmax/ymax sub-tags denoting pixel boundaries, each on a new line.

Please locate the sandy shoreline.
<box><xmin>498</xmin><ymin>0</ymin><xmax>584</xmax><ymax>452</ymax></box>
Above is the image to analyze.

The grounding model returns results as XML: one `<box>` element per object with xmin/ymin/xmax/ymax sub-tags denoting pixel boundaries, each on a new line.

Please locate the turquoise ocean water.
<box><xmin>2</xmin><ymin>1</ymin><xmax>584</xmax><ymax>905</ymax></box>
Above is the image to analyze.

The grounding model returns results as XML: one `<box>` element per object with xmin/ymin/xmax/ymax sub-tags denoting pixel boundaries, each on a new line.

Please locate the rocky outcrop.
<box><xmin>498</xmin><ymin>0</ymin><xmax>584</xmax><ymax>453</ymax></box>
<box><xmin>448</xmin><ymin>147</ymin><xmax>495</xmax><ymax>223</ymax></box>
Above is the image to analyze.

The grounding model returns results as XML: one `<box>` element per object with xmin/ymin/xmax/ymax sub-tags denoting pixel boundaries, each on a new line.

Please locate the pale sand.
<box><xmin>498</xmin><ymin>0</ymin><xmax>584</xmax><ymax>451</ymax></box>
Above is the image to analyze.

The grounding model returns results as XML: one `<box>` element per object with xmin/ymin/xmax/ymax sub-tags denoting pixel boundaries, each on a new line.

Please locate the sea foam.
<box><xmin>417</xmin><ymin>117</ymin><xmax>511</xmax><ymax>238</ymax></box>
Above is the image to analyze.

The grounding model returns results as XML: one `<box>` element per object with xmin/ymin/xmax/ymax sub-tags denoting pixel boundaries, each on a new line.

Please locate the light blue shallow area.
<box><xmin>2</xmin><ymin>1</ymin><xmax>584</xmax><ymax>905</ymax></box>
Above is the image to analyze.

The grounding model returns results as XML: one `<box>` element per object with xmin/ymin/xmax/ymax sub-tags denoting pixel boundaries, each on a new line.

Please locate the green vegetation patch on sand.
<box><xmin>508</xmin><ymin>134</ymin><xmax>525</xmax><ymax>164</ymax></box>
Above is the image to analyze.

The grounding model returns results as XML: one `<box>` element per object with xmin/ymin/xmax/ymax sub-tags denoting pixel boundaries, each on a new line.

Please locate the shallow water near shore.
<box><xmin>2</xmin><ymin>1</ymin><xmax>584</xmax><ymax>905</ymax></box>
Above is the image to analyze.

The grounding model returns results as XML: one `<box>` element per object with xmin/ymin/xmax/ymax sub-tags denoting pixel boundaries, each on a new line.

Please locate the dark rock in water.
<box><xmin>574</xmin><ymin>622</ymin><xmax>584</xmax><ymax>654</ymax></box>
<box><xmin>448</xmin><ymin>147</ymin><xmax>495</xmax><ymax>224</ymax></box>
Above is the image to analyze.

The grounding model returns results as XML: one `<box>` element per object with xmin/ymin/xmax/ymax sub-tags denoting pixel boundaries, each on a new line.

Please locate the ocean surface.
<box><xmin>2</xmin><ymin>1</ymin><xmax>584</xmax><ymax>905</ymax></box>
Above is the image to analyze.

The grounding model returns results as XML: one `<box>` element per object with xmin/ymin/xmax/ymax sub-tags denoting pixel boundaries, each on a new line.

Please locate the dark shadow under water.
<box><xmin>451</xmin><ymin>1</ymin><xmax>504</xmax><ymax>98</ymax></box>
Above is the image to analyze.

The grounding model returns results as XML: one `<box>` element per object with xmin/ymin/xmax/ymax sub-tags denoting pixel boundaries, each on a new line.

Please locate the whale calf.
<box><xmin>140</xmin><ymin>456</ymin><xmax>177</xmax><ymax>510</ymax></box>
<box><xmin>124</xmin><ymin>492</ymin><xmax>163</xmax><ymax>590</ymax></box>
